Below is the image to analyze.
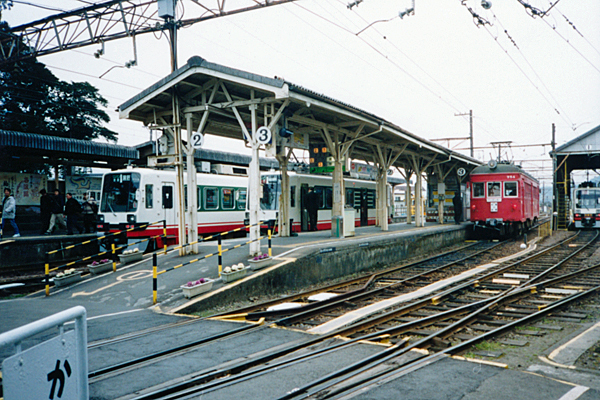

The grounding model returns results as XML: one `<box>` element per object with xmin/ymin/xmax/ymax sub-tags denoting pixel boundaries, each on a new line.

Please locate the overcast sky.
<box><xmin>4</xmin><ymin>0</ymin><xmax>600</xmax><ymax>184</ymax></box>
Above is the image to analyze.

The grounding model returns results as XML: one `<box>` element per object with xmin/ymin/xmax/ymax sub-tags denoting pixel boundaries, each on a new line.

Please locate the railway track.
<box><xmin>113</xmin><ymin>231</ymin><xmax>600</xmax><ymax>400</ymax></box>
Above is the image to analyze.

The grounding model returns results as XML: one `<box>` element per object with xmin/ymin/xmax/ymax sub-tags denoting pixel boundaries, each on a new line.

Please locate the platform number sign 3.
<box><xmin>191</xmin><ymin>131</ymin><xmax>204</xmax><ymax>149</ymax></box>
<box><xmin>457</xmin><ymin>168</ymin><xmax>466</xmax><ymax>177</ymax></box>
<box><xmin>256</xmin><ymin>126</ymin><xmax>272</xmax><ymax>145</ymax></box>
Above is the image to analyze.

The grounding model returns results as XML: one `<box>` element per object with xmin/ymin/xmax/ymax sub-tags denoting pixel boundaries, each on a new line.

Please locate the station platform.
<box><xmin>2</xmin><ymin>222</ymin><xmax>600</xmax><ymax>400</ymax></box>
<box><xmin>1</xmin><ymin>221</ymin><xmax>466</xmax><ymax>327</ymax></box>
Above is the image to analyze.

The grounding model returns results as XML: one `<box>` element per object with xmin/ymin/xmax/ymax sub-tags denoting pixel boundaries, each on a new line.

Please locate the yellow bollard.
<box><xmin>268</xmin><ymin>229</ymin><xmax>272</xmax><ymax>258</ymax></box>
<box><xmin>152</xmin><ymin>253</ymin><xmax>158</xmax><ymax>305</ymax></box>
<box><xmin>112</xmin><ymin>243</ymin><xmax>117</xmax><ymax>272</ymax></box>
<box><xmin>45</xmin><ymin>262</ymin><xmax>50</xmax><ymax>296</ymax></box>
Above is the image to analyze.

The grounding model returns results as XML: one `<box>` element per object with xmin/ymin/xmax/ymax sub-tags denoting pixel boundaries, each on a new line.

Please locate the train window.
<box><xmin>222</xmin><ymin>188</ymin><xmax>234</xmax><ymax>209</ymax></box>
<box><xmin>196</xmin><ymin>186</ymin><xmax>202</xmax><ymax>211</ymax></box>
<box><xmin>473</xmin><ymin>182</ymin><xmax>485</xmax><ymax>198</ymax></box>
<box><xmin>314</xmin><ymin>186</ymin><xmax>325</xmax><ymax>209</ymax></box>
<box><xmin>237</xmin><ymin>189</ymin><xmax>247</xmax><ymax>210</ymax></box>
<box><xmin>346</xmin><ymin>188</ymin><xmax>354</xmax><ymax>207</ymax></box>
<box><xmin>261</xmin><ymin>175</ymin><xmax>280</xmax><ymax>211</ymax></box>
<box><xmin>354</xmin><ymin>191</ymin><xmax>361</xmax><ymax>208</ymax></box>
<box><xmin>184</xmin><ymin>185</ymin><xmax>188</xmax><ymax>211</ymax></box>
<box><xmin>145</xmin><ymin>184</ymin><xmax>153</xmax><ymax>208</ymax></box>
<box><xmin>367</xmin><ymin>190</ymin><xmax>376</xmax><ymax>209</ymax></box>
<box><xmin>487</xmin><ymin>182</ymin><xmax>501</xmax><ymax>198</ymax></box>
<box><xmin>162</xmin><ymin>186</ymin><xmax>173</xmax><ymax>209</ymax></box>
<box><xmin>205</xmin><ymin>187</ymin><xmax>218</xmax><ymax>210</ymax></box>
<box><xmin>504</xmin><ymin>182</ymin><xmax>518</xmax><ymax>197</ymax></box>
<box><xmin>290</xmin><ymin>186</ymin><xmax>296</xmax><ymax>208</ymax></box>
<box><xmin>324</xmin><ymin>187</ymin><xmax>333</xmax><ymax>209</ymax></box>
<box><xmin>101</xmin><ymin>172</ymin><xmax>140</xmax><ymax>212</ymax></box>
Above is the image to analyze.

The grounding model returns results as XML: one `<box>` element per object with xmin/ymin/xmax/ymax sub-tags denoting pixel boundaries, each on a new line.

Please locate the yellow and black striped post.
<box><xmin>112</xmin><ymin>243</ymin><xmax>117</xmax><ymax>272</ymax></box>
<box><xmin>218</xmin><ymin>236</ymin><xmax>223</xmax><ymax>276</ymax></box>
<box><xmin>163</xmin><ymin>220</ymin><xmax>167</xmax><ymax>254</ymax></box>
<box><xmin>152</xmin><ymin>253</ymin><xmax>158</xmax><ymax>305</ymax></box>
<box><xmin>45</xmin><ymin>253</ymin><xmax>50</xmax><ymax>296</ymax></box>
<box><xmin>268</xmin><ymin>229</ymin><xmax>272</xmax><ymax>258</ymax></box>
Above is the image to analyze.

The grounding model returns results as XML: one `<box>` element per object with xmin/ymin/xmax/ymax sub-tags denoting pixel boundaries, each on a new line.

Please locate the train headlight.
<box><xmin>127</xmin><ymin>214</ymin><xmax>136</xmax><ymax>223</ymax></box>
<box><xmin>97</xmin><ymin>214</ymin><xmax>105</xmax><ymax>223</ymax></box>
<box><xmin>512</xmin><ymin>204</ymin><xmax>518</xmax><ymax>211</ymax></box>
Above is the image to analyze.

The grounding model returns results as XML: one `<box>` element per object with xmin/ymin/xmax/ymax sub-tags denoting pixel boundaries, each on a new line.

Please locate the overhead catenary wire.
<box><xmin>481</xmin><ymin>24</ymin><xmax>574</xmax><ymax>130</ymax></box>
<box><xmin>291</xmin><ymin>2</ymin><xmax>469</xmax><ymax>117</ymax></box>
<box><xmin>491</xmin><ymin>12</ymin><xmax>575</xmax><ymax>128</ymax></box>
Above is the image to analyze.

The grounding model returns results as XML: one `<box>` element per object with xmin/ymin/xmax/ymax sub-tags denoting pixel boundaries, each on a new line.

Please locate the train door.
<box><xmin>300</xmin><ymin>184</ymin><xmax>309</xmax><ymax>231</ymax></box>
<box><xmin>358</xmin><ymin>189</ymin><xmax>369</xmax><ymax>226</ymax></box>
<box><xmin>161</xmin><ymin>182</ymin><xmax>175</xmax><ymax>226</ymax></box>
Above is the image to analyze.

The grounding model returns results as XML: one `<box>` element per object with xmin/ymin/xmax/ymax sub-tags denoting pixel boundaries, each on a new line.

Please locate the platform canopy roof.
<box><xmin>0</xmin><ymin>129</ymin><xmax>139</xmax><ymax>169</ymax></box>
<box><xmin>551</xmin><ymin>124</ymin><xmax>600</xmax><ymax>172</ymax></box>
<box><xmin>119</xmin><ymin>56</ymin><xmax>481</xmax><ymax>175</ymax></box>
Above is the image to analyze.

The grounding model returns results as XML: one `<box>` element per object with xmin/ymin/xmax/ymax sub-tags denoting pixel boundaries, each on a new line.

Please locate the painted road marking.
<box><xmin>558</xmin><ymin>386</ymin><xmax>589</xmax><ymax>400</ymax></box>
<box><xmin>72</xmin><ymin>270</ymin><xmax>153</xmax><ymax>297</ymax></box>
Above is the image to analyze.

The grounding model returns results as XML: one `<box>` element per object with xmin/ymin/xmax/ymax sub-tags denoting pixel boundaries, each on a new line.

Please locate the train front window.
<box><xmin>504</xmin><ymin>182</ymin><xmax>518</xmax><ymax>197</ymax></box>
<box><xmin>576</xmin><ymin>190</ymin><xmax>600</xmax><ymax>209</ymax></box>
<box><xmin>261</xmin><ymin>175</ymin><xmax>281</xmax><ymax>211</ymax></box>
<box><xmin>473</xmin><ymin>182</ymin><xmax>484</xmax><ymax>198</ymax></box>
<box><xmin>487</xmin><ymin>182</ymin><xmax>501</xmax><ymax>198</ymax></box>
<box><xmin>101</xmin><ymin>172</ymin><xmax>140</xmax><ymax>213</ymax></box>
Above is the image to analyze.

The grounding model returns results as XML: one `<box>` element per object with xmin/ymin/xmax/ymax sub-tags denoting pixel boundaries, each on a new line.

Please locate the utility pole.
<box><xmin>490</xmin><ymin>141</ymin><xmax>512</xmax><ymax>163</ymax></box>
<box><xmin>454</xmin><ymin>110</ymin><xmax>474</xmax><ymax>158</ymax></box>
<box><xmin>551</xmin><ymin>122</ymin><xmax>556</xmax><ymax>231</ymax></box>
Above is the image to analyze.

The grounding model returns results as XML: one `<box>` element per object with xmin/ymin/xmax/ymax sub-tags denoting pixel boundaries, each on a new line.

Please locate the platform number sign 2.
<box><xmin>256</xmin><ymin>126</ymin><xmax>272</xmax><ymax>145</ymax></box>
<box><xmin>191</xmin><ymin>131</ymin><xmax>204</xmax><ymax>149</ymax></box>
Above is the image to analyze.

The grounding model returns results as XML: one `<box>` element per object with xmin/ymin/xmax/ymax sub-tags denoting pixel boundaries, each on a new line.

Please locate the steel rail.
<box><xmin>213</xmin><ymin>240</ymin><xmax>489</xmax><ymax>318</ymax></box>
<box><xmin>315</xmin><ymin>282</ymin><xmax>600</xmax><ymax>400</ymax></box>
<box><xmin>121</xmin><ymin>233</ymin><xmax>594</xmax><ymax>400</ymax></box>
<box><xmin>277</xmin><ymin>270</ymin><xmax>600</xmax><ymax>400</ymax></box>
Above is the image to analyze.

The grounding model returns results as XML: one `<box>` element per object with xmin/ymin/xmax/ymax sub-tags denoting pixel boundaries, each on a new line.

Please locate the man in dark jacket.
<box><xmin>65</xmin><ymin>193</ymin><xmax>83</xmax><ymax>235</ymax></box>
<box><xmin>81</xmin><ymin>193</ymin><xmax>97</xmax><ymax>233</ymax></box>
<box><xmin>305</xmin><ymin>187</ymin><xmax>320</xmax><ymax>231</ymax></box>
<box><xmin>45</xmin><ymin>189</ymin><xmax>67</xmax><ymax>234</ymax></box>
<box><xmin>39</xmin><ymin>189</ymin><xmax>52</xmax><ymax>234</ymax></box>
<box><xmin>453</xmin><ymin>191</ymin><xmax>463</xmax><ymax>225</ymax></box>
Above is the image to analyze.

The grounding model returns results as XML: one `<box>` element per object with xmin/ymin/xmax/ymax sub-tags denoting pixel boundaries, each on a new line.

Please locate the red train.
<box><xmin>468</xmin><ymin>161</ymin><xmax>539</xmax><ymax>237</ymax></box>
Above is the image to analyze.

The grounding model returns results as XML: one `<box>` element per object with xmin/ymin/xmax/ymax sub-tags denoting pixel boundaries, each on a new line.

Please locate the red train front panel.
<box><xmin>469</xmin><ymin>168</ymin><xmax>539</xmax><ymax>229</ymax></box>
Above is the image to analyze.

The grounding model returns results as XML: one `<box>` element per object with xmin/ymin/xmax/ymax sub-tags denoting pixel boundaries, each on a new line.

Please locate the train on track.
<box><xmin>571</xmin><ymin>182</ymin><xmax>600</xmax><ymax>229</ymax></box>
<box><xmin>97</xmin><ymin>167</ymin><xmax>248</xmax><ymax>244</ymax></box>
<box><xmin>468</xmin><ymin>160</ymin><xmax>539</xmax><ymax>237</ymax></box>
<box><xmin>257</xmin><ymin>171</ymin><xmax>380</xmax><ymax>232</ymax></box>
<box><xmin>97</xmin><ymin>167</ymin><xmax>382</xmax><ymax>244</ymax></box>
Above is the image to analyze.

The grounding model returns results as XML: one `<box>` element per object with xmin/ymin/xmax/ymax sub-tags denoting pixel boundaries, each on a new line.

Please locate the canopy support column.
<box><xmin>185</xmin><ymin>113</ymin><xmax>198</xmax><ymax>253</ymax></box>
<box><xmin>375</xmin><ymin>144</ymin><xmax>406</xmax><ymax>231</ymax></box>
<box><xmin>172</xmin><ymin>94</ymin><xmax>187</xmax><ymax>255</ymax></box>
<box><xmin>249</xmin><ymin>98</ymin><xmax>261</xmax><ymax>256</ymax></box>
<box><xmin>276</xmin><ymin>147</ymin><xmax>293</xmax><ymax>237</ymax></box>
<box><xmin>321</xmin><ymin>128</ymin><xmax>345</xmax><ymax>220</ymax></box>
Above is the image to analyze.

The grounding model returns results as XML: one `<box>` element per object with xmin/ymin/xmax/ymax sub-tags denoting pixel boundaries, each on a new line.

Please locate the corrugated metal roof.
<box><xmin>120</xmin><ymin>56</ymin><xmax>481</xmax><ymax>167</ymax></box>
<box><xmin>553</xmin><ymin>124</ymin><xmax>600</xmax><ymax>155</ymax></box>
<box><xmin>0</xmin><ymin>129</ymin><xmax>138</xmax><ymax>159</ymax></box>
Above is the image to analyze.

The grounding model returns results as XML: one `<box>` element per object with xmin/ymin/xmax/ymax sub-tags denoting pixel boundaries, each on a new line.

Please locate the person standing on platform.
<box><xmin>81</xmin><ymin>193</ymin><xmax>97</xmax><ymax>233</ymax></box>
<box><xmin>453</xmin><ymin>191</ymin><xmax>463</xmax><ymax>225</ymax></box>
<box><xmin>1</xmin><ymin>188</ymin><xmax>20</xmax><ymax>238</ymax></box>
<box><xmin>306</xmin><ymin>187</ymin><xmax>320</xmax><ymax>231</ymax></box>
<box><xmin>46</xmin><ymin>189</ymin><xmax>67</xmax><ymax>234</ymax></box>
<box><xmin>65</xmin><ymin>193</ymin><xmax>83</xmax><ymax>235</ymax></box>
<box><xmin>39</xmin><ymin>189</ymin><xmax>52</xmax><ymax>234</ymax></box>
